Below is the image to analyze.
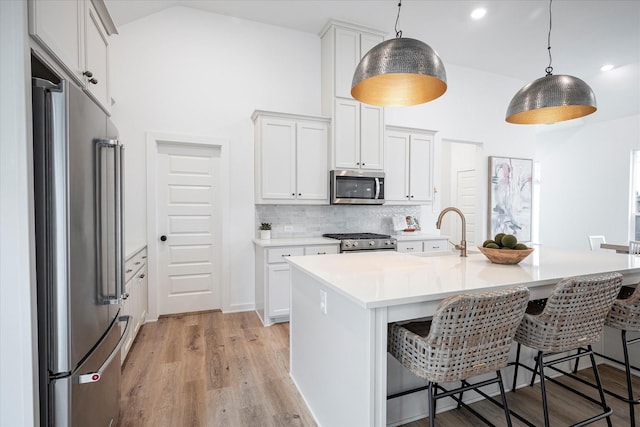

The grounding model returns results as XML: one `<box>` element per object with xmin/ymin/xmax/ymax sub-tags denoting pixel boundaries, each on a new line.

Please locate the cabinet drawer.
<box><xmin>423</xmin><ymin>240</ymin><xmax>448</xmax><ymax>252</ymax></box>
<box><xmin>267</xmin><ymin>247</ymin><xmax>304</xmax><ymax>263</ymax></box>
<box><xmin>124</xmin><ymin>248</ymin><xmax>147</xmax><ymax>282</ymax></box>
<box><xmin>397</xmin><ymin>241</ymin><xmax>421</xmax><ymax>253</ymax></box>
<box><xmin>304</xmin><ymin>245</ymin><xmax>339</xmax><ymax>256</ymax></box>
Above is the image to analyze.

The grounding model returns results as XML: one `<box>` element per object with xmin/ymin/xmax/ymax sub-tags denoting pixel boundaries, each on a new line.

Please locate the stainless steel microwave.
<box><xmin>330</xmin><ymin>170</ymin><xmax>385</xmax><ymax>205</ymax></box>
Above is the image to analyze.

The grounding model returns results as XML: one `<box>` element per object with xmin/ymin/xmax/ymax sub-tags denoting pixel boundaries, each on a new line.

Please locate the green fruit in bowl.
<box><xmin>482</xmin><ymin>239</ymin><xmax>497</xmax><ymax>247</ymax></box>
<box><xmin>485</xmin><ymin>242</ymin><xmax>500</xmax><ymax>249</ymax></box>
<box><xmin>514</xmin><ymin>243</ymin><xmax>529</xmax><ymax>250</ymax></box>
<box><xmin>494</xmin><ymin>233</ymin><xmax>506</xmax><ymax>246</ymax></box>
<box><xmin>501</xmin><ymin>234</ymin><xmax>518</xmax><ymax>249</ymax></box>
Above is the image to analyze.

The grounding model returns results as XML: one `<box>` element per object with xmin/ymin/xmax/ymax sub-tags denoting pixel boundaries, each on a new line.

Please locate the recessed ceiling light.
<box><xmin>471</xmin><ymin>8</ymin><xmax>487</xmax><ymax>20</ymax></box>
<box><xmin>600</xmin><ymin>64</ymin><xmax>614</xmax><ymax>72</ymax></box>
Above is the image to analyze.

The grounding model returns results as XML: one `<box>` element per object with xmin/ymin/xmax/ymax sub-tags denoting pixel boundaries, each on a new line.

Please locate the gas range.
<box><xmin>322</xmin><ymin>233</ymin><xmax>397</xmax><ymax>252</ymax></box>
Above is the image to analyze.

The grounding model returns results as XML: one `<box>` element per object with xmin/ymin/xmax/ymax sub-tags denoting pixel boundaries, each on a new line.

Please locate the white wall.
<box><xmin>536</xmin><ymin>115</ymin><xmax>640</xmax><ymax>250</ymax></box>
<box><xmin>0</xmin><ymin>1</ymin><xmax>38</xmax><ymax>425</ymax></box>
<box><xmin>110</xmin><ymin>7</ymin><xmax>322</xmax><ymax>311</ymax></box>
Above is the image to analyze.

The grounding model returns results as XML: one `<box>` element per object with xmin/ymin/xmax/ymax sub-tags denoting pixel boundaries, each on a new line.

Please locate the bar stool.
<box><xmin>510</xmin><ymin>272</ymin><xmax>623</xmax><ymax>427</ymax></box>
<box><xmin>569</xmin><ymin>284</ymin><xmax>640</xmax><ymax>426</ymax></box>
<box><xmin>387</xmin><ymin>286</ymin><xmax>530</xmax><ymax>427</ymax></box>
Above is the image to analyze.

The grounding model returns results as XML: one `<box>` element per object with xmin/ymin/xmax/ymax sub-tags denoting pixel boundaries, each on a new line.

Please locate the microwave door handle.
<box><xmin>374</xmin><ymin>177</ymin><xmax>380</xmax><ymax>199</ymax></box>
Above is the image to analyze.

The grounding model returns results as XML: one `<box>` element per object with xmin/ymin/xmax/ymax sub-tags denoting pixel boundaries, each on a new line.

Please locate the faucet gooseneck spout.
<box><xmin>436</xmin><ymin>207</ymin><xmax>467</xmax><ymax>257</ymax></box>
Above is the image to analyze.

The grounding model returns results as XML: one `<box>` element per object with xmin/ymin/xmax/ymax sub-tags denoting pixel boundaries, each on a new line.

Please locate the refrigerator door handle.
<box><xmin>96</xmin><ymin>139</ymin><xmax>124</xmax><ymax>305</ymax></box>
<box><xmin>77</xmin><ymin>315</ymin><xmax>131</xmax><ymax>384</ymax></box>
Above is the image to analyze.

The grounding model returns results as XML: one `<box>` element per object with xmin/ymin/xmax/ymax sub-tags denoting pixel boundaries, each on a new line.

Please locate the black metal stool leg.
<box><xmin>428</xmin><ymin>381</ymin><xmax>436</xmax><ymax>427</ymax></box>
<box><xmin>538</xmin><ymin>351</ymin><xmax>550</xmax><ymax>427</ymax></box>
<box><xmin>588</xmin><ymin>345</ymin><xmax>613</xmax><ymax>427</ymax></box>
<box><xmin>512</xmin><ymin>343</ymin><xmax>521</xmax><ymax>392</ymax></box>
<box><xmin>496</xmin><ymin>370</ymin><xmax>513</xmax><ymax>427</ymax></box>
<box><xmin>621</xmin><ymin>330</ymin><xmax>636</xmax><ymax>427</ymax></box>
<box><xmin>530</xmin><ymin>353</ymin><xmax>539</xmax><ymax>387</ymax></box>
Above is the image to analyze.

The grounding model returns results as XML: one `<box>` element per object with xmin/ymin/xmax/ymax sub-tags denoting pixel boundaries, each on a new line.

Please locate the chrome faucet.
<box><xmin>436</xmin><ymin>207</ymin><xmax>467</xmax><ymax>257</ymax></box>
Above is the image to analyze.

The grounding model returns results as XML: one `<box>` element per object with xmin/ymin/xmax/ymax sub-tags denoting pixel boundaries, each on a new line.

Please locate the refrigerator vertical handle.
<box><xmin>96</xmin><ymin>139</ymin><xmax>124</xmax><ymax>305</ymax></box>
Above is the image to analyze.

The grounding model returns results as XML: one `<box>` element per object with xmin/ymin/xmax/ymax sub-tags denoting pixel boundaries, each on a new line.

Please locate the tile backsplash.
<box><xmin>255</xmin><ymin>205</ymin><xmax>423</xmax><ymax>239</ymax></box>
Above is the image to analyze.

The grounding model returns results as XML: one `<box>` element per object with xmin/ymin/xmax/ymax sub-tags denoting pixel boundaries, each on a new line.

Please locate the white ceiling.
<box><xmin>104</xmin><ymin>0</ymin><xmax>640</xmax><ymax>121</ymax></box>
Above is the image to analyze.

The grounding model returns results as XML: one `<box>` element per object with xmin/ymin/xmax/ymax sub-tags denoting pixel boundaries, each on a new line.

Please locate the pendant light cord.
<box><xmin>546</xmin><ymin>0</ymin><xmax>554</xmax><ymax>75</ymax></box>
<box><xmin>395</xmin><ymin>1</ymin><xmax>403</xmax><ymax>38</ymax></box>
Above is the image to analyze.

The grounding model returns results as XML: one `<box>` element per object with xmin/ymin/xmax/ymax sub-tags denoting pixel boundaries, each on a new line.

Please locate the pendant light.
<box><xmin>506</xmin><ymin>0</ymin><xmax>596</xmax><ymax>124</ymax></box>
<box><xmin>351</xmin><ymin>1</ymin><xmax>447</xmax><ymax>107</ymax></box>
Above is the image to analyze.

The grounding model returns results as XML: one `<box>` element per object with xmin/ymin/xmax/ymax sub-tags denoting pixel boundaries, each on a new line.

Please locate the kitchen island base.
<box><xmin>287</xmin><ymin>249</ymin><xmax>640</xmax><ymax>426</ymax></box>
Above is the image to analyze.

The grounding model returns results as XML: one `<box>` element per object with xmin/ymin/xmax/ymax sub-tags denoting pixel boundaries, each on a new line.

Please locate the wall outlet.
<box><xmin>284</xmin><ymin>225</ymin><xmax>293</xmax><ymax>232</ymax></box>
<box><xmin>319</xmin><ymin>289</ymin><xmax>327</xmax><ymax>315</ymax></box>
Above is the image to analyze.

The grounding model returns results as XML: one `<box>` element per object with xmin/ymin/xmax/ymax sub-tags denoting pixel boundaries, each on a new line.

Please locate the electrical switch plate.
<box><xmin>320</xmin><ymin>289</ymin><xmax>327</xmax><ymax>314</ymax></box>
<box><xmin>284</xmin><ymin>225</ymin><xmax>293</xmax><ymax>232</ymax></box>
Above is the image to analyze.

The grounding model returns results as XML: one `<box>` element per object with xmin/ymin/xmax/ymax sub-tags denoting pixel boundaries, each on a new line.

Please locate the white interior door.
<box><xmin>156</xmin><ymin>143</ymin><xmax>220</xmax><ymax>315</ymax></box>
<box><xmin>456</xmin><ymin>169</ymin><xmax>477</xmax><ymax>245</ymax></box>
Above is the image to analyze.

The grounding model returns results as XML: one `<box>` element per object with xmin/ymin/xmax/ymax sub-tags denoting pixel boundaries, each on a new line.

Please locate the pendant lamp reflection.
<box><xmin>351</xmin><ymin>1</ymin><xmax>447</xmax><ymax>107</ymax></box>
<box><xmin>506</xmin><ymin>0</ymin><xmax>596</xmax><ymax>124</ymax></box>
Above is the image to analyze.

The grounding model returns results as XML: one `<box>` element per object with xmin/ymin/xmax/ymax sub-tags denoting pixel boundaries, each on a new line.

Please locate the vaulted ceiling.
<box><xmin>104</xmin><ymin>0</ymin><xmax>640</xmax><ymax>121</ymax></box>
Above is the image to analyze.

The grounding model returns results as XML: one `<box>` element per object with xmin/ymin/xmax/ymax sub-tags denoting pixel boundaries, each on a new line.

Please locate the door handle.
<box><xmin>160</xmin><ymin>235</ymin><xmax>167</xmax><ymax>242</ymax></box>
<box><xmin>77</xmin><ymin>315</ymin><xmax>131</xmax><ymax>384</ymax></box>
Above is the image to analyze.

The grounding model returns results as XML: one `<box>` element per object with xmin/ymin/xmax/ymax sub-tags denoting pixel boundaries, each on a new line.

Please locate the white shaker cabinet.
<box><xmin>385</xmin><ymin>126</ymin><xmax>436</xmax><ymax>204</ymax></box>
<box><xmin>254</xmin><ymin>241</ymin><xmax>339</xmax><ymax>326</ymax></box>
<box><xmin>321</xmin><ymin>21</ymin><xmax>386</xmax><ymax>171</ymax></box>
<box><xmin>29</xmin><ymin>0</ymin><xmax>116</xmax><ymax>113</ymax></box>
<box><xmin>120</xmin><ymin>246</ymin><xmax>148</xmax><ymax>364</ymax></box>
<box><xmin>253</xmin><ymin>111</ymin><xmax>330</xmax><ymax>205</ymax></box>
<box><xmin>397</xmin><ymin>239</ymin><xmax>448</xmax><ymax>253</ymax></box>
<box><xmin>334</xmin><ymin>99</ymin><xmax>384</xmax><ymax>170</ymax></box>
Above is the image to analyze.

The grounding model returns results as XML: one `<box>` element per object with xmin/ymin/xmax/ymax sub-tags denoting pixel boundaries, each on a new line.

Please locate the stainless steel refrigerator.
<box><xmin>32</xmin><ymin>77</ymin><xmax>130</xmax><ymax>426</ymax></box>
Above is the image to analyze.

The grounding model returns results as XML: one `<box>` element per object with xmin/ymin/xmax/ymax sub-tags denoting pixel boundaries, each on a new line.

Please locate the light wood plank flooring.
<box><xmin>119</xmin><ymin>311</ymin><xmax>639</xmax><ymax>426</ymax></box>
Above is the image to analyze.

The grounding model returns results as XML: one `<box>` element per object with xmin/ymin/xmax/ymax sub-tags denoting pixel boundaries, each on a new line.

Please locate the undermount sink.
<box><xmin>412</xmin><ymin>249</ymin><xmax>480</xmax><ymax>258</ymax></box>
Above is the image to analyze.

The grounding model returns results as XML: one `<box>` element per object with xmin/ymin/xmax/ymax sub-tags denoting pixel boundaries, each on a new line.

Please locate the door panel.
<box><xmin>157</xmin><ymin>144</ymin><xmax>220</xmax><ymax>314</ymax></box>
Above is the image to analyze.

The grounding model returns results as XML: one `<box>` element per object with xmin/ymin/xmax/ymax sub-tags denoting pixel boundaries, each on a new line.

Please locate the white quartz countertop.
<box><xmin>286</xmin><ymin>246</ymin><xmax>640</xmax><ymax>309</ymax></box>
<box><xmin>252</xmin><ymin>237</ymin><xmax>340</xmax><ymax>247</ymax></box>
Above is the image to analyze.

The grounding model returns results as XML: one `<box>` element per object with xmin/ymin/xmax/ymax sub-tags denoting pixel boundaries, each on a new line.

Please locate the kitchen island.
<box><xmin>285</xmin><ymin>246</ymin><xmax>640</xmax><ymax>427</ymax></box>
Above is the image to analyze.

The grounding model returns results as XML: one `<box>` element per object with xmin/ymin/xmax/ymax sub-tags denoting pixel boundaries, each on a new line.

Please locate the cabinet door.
<box><xmin>409</xmin><ymin>134</ymin><xmax>433</xmax><ymax>202</ymax></box>
<box><xmin>360</xmin><ymin>32</ymin><xmax>383</xmax><ymax>58</ymax></box>
<box><xmin>334</xmin><ymin>27</ymin><xmax>360</xmax><ymax>98</ymax></box>
<box><xmin>138</xmin><ymin>265</ymin><xmax>148</xmax><ymax>326</ymax></box>
<box><xmin>360</xmin><ymin>104</ymin><xmax>384</xmax><ymax>170</ymax></box>
<box><xmin>385</xmin><ymin>131</ymin><xmax>410</xmax><ymax>202</ymax></box>
<box><xmin>334</xmin><ymin>99</ymin><xmax>360</xmax><ymax>169</ymax></box>
<box><xmin>259</xmin><ymin>118</ymin><xmax>296</xmax><ymax>200</ymax></box>
<box><xmin>304</xmin><ymin>245</ymin><xmax>339</xmax><ymax>255</ymax></box>
<box><xmin>120</xmin><ymin>280</ymin><xmax>134</xmax><ymax>363</ymax></box>
<box><xmin>267</xmin><ymin>264</ymin><xmax>291</xmax><ymax>318</ymax></box>
<box><xmin>29</xmin><ymin>0</ymin><xmax>84</xmax><ymax>83</ymax></box>
<box><xmin>296</xmin><ymin>121</ymin><xmax>329</xmax><ymax>201</ymax></box>
<box><xmin>85</xmin><ymin>2</ymin><xmax>110</xmax><ymax>112</ymax></box>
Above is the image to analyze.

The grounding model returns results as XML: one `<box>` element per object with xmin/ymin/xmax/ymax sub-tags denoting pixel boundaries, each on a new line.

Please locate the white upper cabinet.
<box><xmin>29</xmin><ymin>0</ymin><xmax>116</xmax><ymax>113</ymax></box>
<box><xmin>321</xmin><ymin>21</ymin><xmax>386</xmax><ymax>171</ymax></box>
<box><xmin>253</xmin><ymin>111</ymin><xmax>330</xmax><ymax>205</ymax></box>
<box><xmin>385</xmin><ymin>126</ymin><xmax>436</xmax><ymax>204</ymax></box>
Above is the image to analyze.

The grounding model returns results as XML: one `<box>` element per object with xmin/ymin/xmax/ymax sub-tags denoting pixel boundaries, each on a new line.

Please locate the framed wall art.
<box><xmin>488</xmin><ymin>156</ymin><xmax>533</xmax><ymax>242</ymax></box>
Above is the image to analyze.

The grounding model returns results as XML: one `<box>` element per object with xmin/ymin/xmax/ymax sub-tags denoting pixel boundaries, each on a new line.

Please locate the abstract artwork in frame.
<box><xmin>488</xmin><ymin>156</ymin><xmax>533</xmax><ymax>242</ymax></box>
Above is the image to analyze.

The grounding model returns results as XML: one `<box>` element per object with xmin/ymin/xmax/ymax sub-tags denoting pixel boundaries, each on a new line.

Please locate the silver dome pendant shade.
<box><xmin>506</xmin><ymin>0</ymin><xmax>596</xmax><ymax>124</ymax></box>
<box><xmin>506</xmin><ymin>74</ymin><xmax>596</xmax><ymax>124</ymax></box>
<box><xmin>351</xmin><ymin>37</ymin><xmax>447</xmax><ymax>107</ymax></box>
<box><xmin>351</xmin><ymin>1</ymin><xmax>447</xmax><ymax>107</ymax></box>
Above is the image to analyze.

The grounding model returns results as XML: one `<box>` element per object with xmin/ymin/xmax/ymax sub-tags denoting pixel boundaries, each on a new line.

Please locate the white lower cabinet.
<box><xmin>255</xmin><ymin>242</ymin><xmax>339</xmax><ymax>326</ymax></box>
<box><xmin>397</xmin><ymin>239</ymin><xmax>448</xmax><ymax>253</ymax></box>
<box><xmin>120</xmin><ymin>246</ymin><xmax>147</xmax><ymax>364</ymax></box>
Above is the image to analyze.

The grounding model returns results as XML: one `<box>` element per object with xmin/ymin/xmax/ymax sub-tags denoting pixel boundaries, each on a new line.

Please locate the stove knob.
<box><xmin>369</xmin><ymin>240</ymin><xmax>375</xmax><ymax>246</ymax></box>
<box><xmin>344</xmin><ymin>242</ymin><xmax>351</xmax><ymax>248</ymax></box>
<box><xmin>353</xmin><ymin>241</ymin><xmax>359</xmax><ymax>247</ymax></box>
<box><xmin>385</xmin><ymin>240</ymin><xmax>392</xmax><ymax>245</ymax></box>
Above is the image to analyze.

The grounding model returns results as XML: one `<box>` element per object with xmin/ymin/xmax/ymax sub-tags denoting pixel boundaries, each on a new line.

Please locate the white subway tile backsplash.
<box><xmin>256</xmin><ymin>205</ymin><xmax>422</xmax><ymax>238</ymax></box>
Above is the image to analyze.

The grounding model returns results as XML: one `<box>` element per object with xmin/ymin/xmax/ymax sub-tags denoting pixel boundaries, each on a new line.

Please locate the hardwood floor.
<box><xmin>119</xmin><ymin>311</ymin><xmax>639</xmax><ymax>426</ymax></box>
<box><xmin>118</xmin><ymin>311</ymin><xmax>315</xmax><ymax>427</ymax></box>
